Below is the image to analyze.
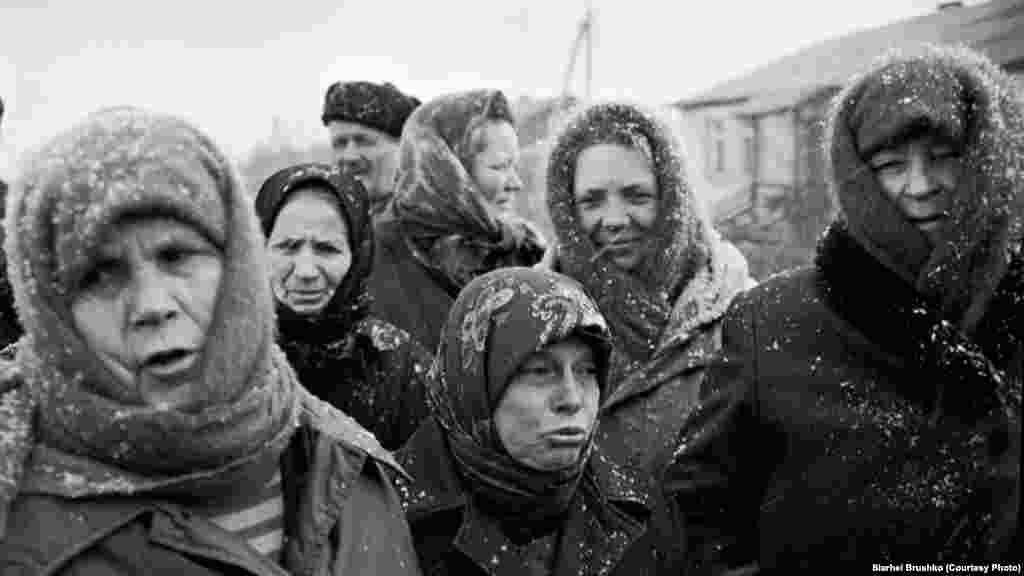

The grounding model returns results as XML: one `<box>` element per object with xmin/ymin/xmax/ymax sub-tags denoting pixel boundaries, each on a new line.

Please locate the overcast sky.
<box><xmin>0</xmin><ymin>0</ymin><xmax>970</xmax><ymax>177</ymax></box>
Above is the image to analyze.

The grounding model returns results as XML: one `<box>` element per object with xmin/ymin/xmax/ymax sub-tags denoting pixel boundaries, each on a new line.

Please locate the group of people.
<box><xmin>0</xmin><ymin>42</ymin><xmax>1020</xmax><ymax>575</ymax></box>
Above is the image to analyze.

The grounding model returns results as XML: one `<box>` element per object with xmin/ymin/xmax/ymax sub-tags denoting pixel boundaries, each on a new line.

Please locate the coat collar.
<box><xmin>397</xmin><ymin>418</ymin><xmax>651</xmax><ymax>576</ymax></box>
<box><xmin>815</xmin><ymin>222</ymin><xmax>1023</xmax><ymax>422</ymax></box>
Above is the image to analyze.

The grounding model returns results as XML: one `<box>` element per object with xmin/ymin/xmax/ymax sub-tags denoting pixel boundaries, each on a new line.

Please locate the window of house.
<box><xmin>708</xmin><ymin>118</ymin><xmax>726</xmax><ymax>174</ymax></box>
<box><xmin>743</xmin><ymin>135</ymin><xmax>756</xmax><ymax>177</ymax></box>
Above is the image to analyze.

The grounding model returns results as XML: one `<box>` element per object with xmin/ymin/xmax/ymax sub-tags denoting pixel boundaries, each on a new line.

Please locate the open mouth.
<box><xmin>143</xmin><ymin>349</ymin><xmax>197</xmax><ymax>378</ymax></box>
<box><xmin>546</xmin><ymin>426</ymin><xmax>588</xmax><ymax>445</ymax></box>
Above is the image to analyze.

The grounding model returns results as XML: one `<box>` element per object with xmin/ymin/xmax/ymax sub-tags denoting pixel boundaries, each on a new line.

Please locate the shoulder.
<box><xmin>394</xmin><ymin>419</ymin><xmax>465</xmax><ymax>519</ymax></box>
<box><xmin>299</xmin><ymin>390</ymin><xmax>408</xmax><ymax>480</ymax></box>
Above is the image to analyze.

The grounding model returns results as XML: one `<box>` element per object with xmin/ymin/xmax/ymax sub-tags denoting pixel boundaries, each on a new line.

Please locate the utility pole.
<box><xmin>562</xmin><ymin>0</ymin><xmax>594</xmax><ymax>101</ymax></box>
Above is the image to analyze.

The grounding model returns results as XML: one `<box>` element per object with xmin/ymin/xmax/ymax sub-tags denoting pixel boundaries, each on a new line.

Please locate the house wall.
<box><xmin>675</xmin><ymin>104</ymin><xmax>754</xmax><ymax>216</ymax></box>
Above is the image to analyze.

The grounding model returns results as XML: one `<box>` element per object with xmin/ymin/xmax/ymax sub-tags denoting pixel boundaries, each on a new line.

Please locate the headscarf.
<box><xmin>255</xmin><ymin>163</ymin><xmax>374</xmax><ymax>348</ymax></box>
<box><xmin>390</xmin><ymin>90</ymin><xmax>547</xmax><ymax>294</ymax></box>
<box><xmin>2</xmin><ymin>106</ymin><xmax>300</xmax><ymax>502</ymax></box>
<box><xmin>546</xmin><ymin>102</ymin><xmax>734</xmax><ymax>374</ymax></box>
<box><xmin>430</xmin><ymin>267</ymin><xmax>611</xmax><ymax>538</ymax></box>
<box><xmin>827</xmin><ymin>44</ymin><xmax>1024</xmax><ymax>330</ymax></box>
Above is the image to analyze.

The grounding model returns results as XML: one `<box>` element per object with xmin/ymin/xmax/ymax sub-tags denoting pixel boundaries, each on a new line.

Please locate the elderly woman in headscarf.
<box><xmin>0</xmin><ymin>107</ymin><xmax>421</xmax><ymax>575</ymax></box>
<box><xmin>368</xmin><ymin>89</ymin><xmax>548</xmax><ymax>352</ymax></box>
<box><xmin>665</xmin><ymin>44</ymin><xmax>1023</xmax><ymax>573</ymax></box>
<box><xmin>544</xmin><ymin>101</ymin><xmax>755</xmax><ymax>476</ymax></box>
<box><xmin>255</xmin><ymin>163</ymin><xmax>431</xmax><ymax>450</ymax></box>
<box><xmin>396</xmin><ymin>267</ymin><xmax>676</xmax><ymax>576</ymax></box>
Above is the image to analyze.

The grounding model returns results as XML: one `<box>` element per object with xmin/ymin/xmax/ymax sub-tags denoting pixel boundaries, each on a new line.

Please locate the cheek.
<box><xmin>322</xmin><ymin>253</ymin><xmax>352</xmax><ymax>287</ymax></box>
<box><xmin>71</xmin><ymin>298</ymin><xmax>125</xmax><ymax>361</ymax></box>
<box><xmin>495</xmin><ymin>389</ymin><xmax>546</xmax><ymax>450</ymax></box>
<box><xmin>876</xmin><ymin>172</ymin><xmax>905</xmax><ymax>201</ymax></box>
<box><xmin>574</xmin><ymin>207</ymin><xmax>600</xmax><ymax>236</ymax></box>
<box><xmin>184</xmin><ymin>265</ymin><xmax>223</xmax><ymax>330</ymax></box>
<box><xmin>268</xmin><ymin>252</ymin><xmax>294</xmax><ymax>284</ymax></box>
<box><xmin>633</xmin><ymin>202</ymin><xmax>659</xmax><ymax>229</ymax></box>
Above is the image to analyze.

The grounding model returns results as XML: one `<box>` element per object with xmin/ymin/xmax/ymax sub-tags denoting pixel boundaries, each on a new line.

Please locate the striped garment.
<box><xmin>198</xmin><ymin>469</ymin><xmax>285</xmax><ymax>561</ymax></box>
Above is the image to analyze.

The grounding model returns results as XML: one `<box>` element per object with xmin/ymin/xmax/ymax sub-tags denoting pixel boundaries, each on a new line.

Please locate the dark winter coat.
<box><xmin>396</xmin><ymin>418</ymin><xmax>678</xmax><ymax>576</ymax></box>
<box><xmin>1</xmin><ymin>392</ymin><xmax>422</xmax><ymax>576</ymax></box>
<box><xmin>665</xmin><ymin>222</ymin><xmax>1022</xmax><ymax>573</ymax></box>
<box><xmin>0</xmin><ymin>178</ymin><xmax>20</xmax><ymax>348</ymax></box>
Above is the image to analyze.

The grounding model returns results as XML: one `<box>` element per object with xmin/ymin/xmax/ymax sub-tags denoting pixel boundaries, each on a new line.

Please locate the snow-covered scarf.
<box><xmin>827</xmin><ymin>44</ymin><xmax>1024</xmax><ymax>331</ymax></box>
<box><xmin>390</xmin><ymin>90</ymin><xmax>547</xmax><ymax>295</ymax></box>
<box><xmin>0</xmin><ymin>107</ymin><xmax>300</xmax><ymax>536</ymax></box>
<box><xmin>547</xmin><ymin>101</ymin><xmax>753</xmax><ymax>383</ymax></box>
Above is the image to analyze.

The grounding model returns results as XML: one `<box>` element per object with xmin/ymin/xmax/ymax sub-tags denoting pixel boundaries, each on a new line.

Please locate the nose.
<box><xmin>600</xmin><ymin>194</ymin><xmax>630</xmax><ymax>232</ymax></box>
<box><xmin>507</xmin><ymin>169</ymin><xmax>524</xmax><ymax>192</ymax></box>
<box><xmin>128</xmin><ymin>266</ymin><xmax>178</xmax><ymax>328</ymax></box>
<box><xmin>552</xmin><ymin>370</ymin><xmax>584</xmax><ymax>416</ymax></box>
<box><xmin>292</xmin><ymin>248</ymin><xmax>319</xmax><ymax>281</ymax></box>
<box><xmin>904</xmin><ymin>154</ymin><xmax>938</xmax><ymax>199</ymax></box>
<box><xmin>337</xmin><ymin>140</ymin><xmax>361</xmax><ymax>163</ymax></box>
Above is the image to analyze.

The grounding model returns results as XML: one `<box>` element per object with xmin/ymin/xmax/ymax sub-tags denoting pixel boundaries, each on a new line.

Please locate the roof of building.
<box><xmin>678</xmin><ymin>0</ymin><xmax>1024</xmax><ymax>111</ymax></box>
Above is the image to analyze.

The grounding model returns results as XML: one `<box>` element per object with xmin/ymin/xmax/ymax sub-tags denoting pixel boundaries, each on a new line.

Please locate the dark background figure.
<box><xmin>368</xmin><ymin>89</ymin><xmax>547</xmax><ymax>353</ymax></box>
<box><xmin>665</xmin><ymin>44</ymin><xmax>1023</xmax><ymax>574</ymax></box>
<box><xmin>397</xmin><ymin>267</ymin><xmax>676</xmax><ymax>576</ymax></box>
<box><xmin>321</xmin><ymin>81</ymin><xmax>420</xmax><ymax>220</ymax></box>
<box><xmin>256</xmin><ymin>163</ymin><xmax>432</xmax><ymax>451</ymax></box>
<box><xmin>0</xmin><ymin>95</ymin><xmax>21</xmax><ymax>350</ymax></box>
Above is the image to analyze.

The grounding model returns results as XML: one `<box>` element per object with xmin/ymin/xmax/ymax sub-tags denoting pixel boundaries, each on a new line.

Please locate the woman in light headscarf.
<box><xmin>0</xmin><ymin>107</ymin><xmax>420</xmax><ymax>575</ymax></box>
<box><xmin>256</xmin><ymin>163</ymin><xmax>431</xmax><ymax>450</ymax></box>
<box><xmin>545</xmin><ymin>101</ymin><xmax>754</xmax><ymax>475</ymax></box>
<box><xmin>368</xmin><ymin>89</ymin><xmax>548</xmax><ymax>352</ymax></box>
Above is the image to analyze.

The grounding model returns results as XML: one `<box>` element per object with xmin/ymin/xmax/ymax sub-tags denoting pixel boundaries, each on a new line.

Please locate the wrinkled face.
<box><xmin>70</xmin><ymin>217</ymin><xmax>224</xmax><ymax>411</ymax></box>
<box><xmin>494</xmin><ymin>335</ymin><xmax>600</xmax><ymax>471</ymax></box>
<box><xmin>867</xmin><ymin>133</ymin><xmax>961</xmax><ymax>246</ymax></box>
<box><xmin>470</xmin><ymin>120</ymin><xmax>523</xmax><ymax>217</ymax></box>
<box><xmin>573</xmin><ymin>144</ymin><xmax>659</xmax><ymax>272</ymax></box>
<box><xmin>267</xmin><ymin>188</ymin><xmax>352</xmax><ymax>315</ymax></box>
<box><xmin>327</xmin><ymin>121</ymin><xmax>400</xmax><ymax>207</ymax></box>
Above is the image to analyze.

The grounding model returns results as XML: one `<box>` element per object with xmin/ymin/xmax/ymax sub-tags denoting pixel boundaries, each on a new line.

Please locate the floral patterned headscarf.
<box><xmin>430</xmin><ymin>267</ymin><xmax>611</xmax><ymax>536</ymax></box>
<box><xmin>390</xmin><ymin>90</ymin><xmax>547</xmax><ymax>294</ymax></box>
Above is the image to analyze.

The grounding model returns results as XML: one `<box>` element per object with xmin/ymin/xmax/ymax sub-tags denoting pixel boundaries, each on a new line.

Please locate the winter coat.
<box><xmin>367</xmin><ymin>90</ymin><xmax>546</xmax><ymax>352</ymax></box>
<box><xmin>1</xmin><ymin>387</ymin><xmax>422</xmax><ymax>576</ymax></box>
<box><xmin>255</xmin><ymin>164</ymin><xmax>433</xmax><ymax>450</ymax></box>
<box><xmin>665</xmin><ymin>223</ymin><xmax>1022</xmax><ymax>572</ymax></box>
<box><xmin>282</xmin><ymin>316</ymin><xmax>432</xmax><ymax>451</ymax></box>
<box><xmin>0</xmin><ymin>178</ymin><xmax>19</xmax><ymax>348</ymax></box>
<box><xmin>396</xmin><ymin>418</ymin><xmax>677</xmax><ymax>576</ymax></box>
<box><xmin>545</xmin><ymin>101</ymin><xmax>754</xmax><ymax>475</ymax></box>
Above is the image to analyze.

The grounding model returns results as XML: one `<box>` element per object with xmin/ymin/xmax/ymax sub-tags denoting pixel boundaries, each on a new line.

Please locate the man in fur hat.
<box><xmin>321</xmin><ymin>81</ymin><xmax>420</xmax><ymax>219</ymax></box>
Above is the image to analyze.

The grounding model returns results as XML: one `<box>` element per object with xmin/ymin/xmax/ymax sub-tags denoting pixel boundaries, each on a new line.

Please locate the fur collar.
<box><xmin>815</xmin><ymin>222</ymin><xmax>1023</xmax><ymax>423</ymax></box>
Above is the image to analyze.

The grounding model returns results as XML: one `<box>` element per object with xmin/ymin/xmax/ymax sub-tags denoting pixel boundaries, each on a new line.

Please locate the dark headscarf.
<box><xmin>3</xmin><ymin>106</ymin><xmax>300</xmax><ymax>500</ymax></box>
<box><xmin>546</xmin><ymin>102</ymin><xmax>715</xmax><ymax>370</ymax></box>
<box><xmin>255</xmin><ymin>163</ymin><xmax>374</xmax><ymax>345</ymax></box>
<box><xmin>390</xmin><ymin>90</ymin><xmax>547</xmax><ymax>294</ymax></box>
<box><xmin>827</xmin><ymin>44</ymin><xmax>1024</xmax><ymax>330</ymax></box>
<box><xmin>430</xmin><ymin>267</ymin><xmax>611</xmax><ymax>538</ymax></box>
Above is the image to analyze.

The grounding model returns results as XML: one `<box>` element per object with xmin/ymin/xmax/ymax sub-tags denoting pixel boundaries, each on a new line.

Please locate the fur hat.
<box><xmin>321</xmin><ymin>81</ymin><xmax>421</xmax><ymax>139</ymax></box>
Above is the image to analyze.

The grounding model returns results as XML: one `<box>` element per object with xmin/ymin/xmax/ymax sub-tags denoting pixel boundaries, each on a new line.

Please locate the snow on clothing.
<box><xmin>396</xmin><ymin>267</ymin><xmax>672</xmax><ymax>576</ymax></box>
<box><xmin>545</xmin><ymin>101</ymin><xmax>754</xmax><ymax>474</ymax></box>
<box><xmin>665</xmin><ymin>46</ymin><xmax>1023</xmax><ymax>573</ymax></box>
<box><xmin>368</xmin><ymin>90</ymin><xmax>547</xmax><ymax>352</ymax></box>
<box><xmin>0</xmin><ymin>107</ymin><xmax>420</xmax><ymax>576</ymax></box>
<box><xmin>255</xmin><ymin>164</ymin><xmax>432</xmax><ymax>450</ymax></box>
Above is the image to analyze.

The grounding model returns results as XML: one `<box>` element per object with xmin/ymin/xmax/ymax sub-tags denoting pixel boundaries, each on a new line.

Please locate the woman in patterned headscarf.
<box><xmin>666</xmin><ymin>44</ymin><xmax>1022</xmax><ymax>572</ymax></box>
<box><xmin>255</xmin><ymin>163</ymin><xmax>431</xmax><ymax>450</ymax></box>
<box><xmin>396</xmin><ymin>266</ymin><xmax>674</xmax><ymax>576</ymax></box>
<box><xmin>0</xmin><ymin>107</ymin><xmax>420</xmax><ymax>575</ymax></box>
<box><xmin>544</xmin><ymin>101</ymin><xmax>754</xmax><ymax>476</ymax></box>
<box><xmin>368</xmin><ymin>89</ymin><xmax>548</xmax><ymax>352</ymax></box>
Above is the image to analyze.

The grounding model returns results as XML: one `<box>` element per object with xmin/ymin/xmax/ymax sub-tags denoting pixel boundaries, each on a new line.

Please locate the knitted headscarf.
<box><xmin>547</xmin><ymin>102</ymin><xmax>716</xmax><ymax>371</ymax></box>
<box><xmin>391</xmin><ymin>89</ymin><xmax>547</xmax><ymax>294</ymax></box>
<box><xmin>430</xmin><ymin>267</ymin><xmax>611</xmax><ymax>538</ymax></box>
<box><xmin>827</xmin><ymin>44</ymin><xmax>1024</xmax><ymax>330</ymax></box>
<box><xmin>255</xmin><ymin>163</ymin><xmax>374</xmax><ymax>346</ymax></box>
<box><xmin>3</xmin><ymin>106</ymin><xmax>300</xmax><ymax>499</ymax></box>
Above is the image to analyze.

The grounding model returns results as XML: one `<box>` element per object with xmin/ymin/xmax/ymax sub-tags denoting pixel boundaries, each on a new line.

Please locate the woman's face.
<box><xmin>471</xmin><ymin>120</ymin><xmax>523</xmax><ymax>216</ymax></box>
<box><xmin>573</xmin><ymin>143</ymin><xmax>659</xmax><ymax>272</ymax></box>
<box><xmin>267</xmin><ymin>188</ymin><xmax>352</xmax><ymax>315</ymax></box>
<box><xmin>70</xmin><ymin>217</ymin><xmax>224</xmax><ymax>411</ymax></box>
<box><xmin>494</xmin><ymin>335</ymin><xmax>600</xmax><ymax>471</ymax></box>
<box><xmin>867</xmin><ymin>133</ymin><xmax>961</xmax><ymax>246</ymax></box>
